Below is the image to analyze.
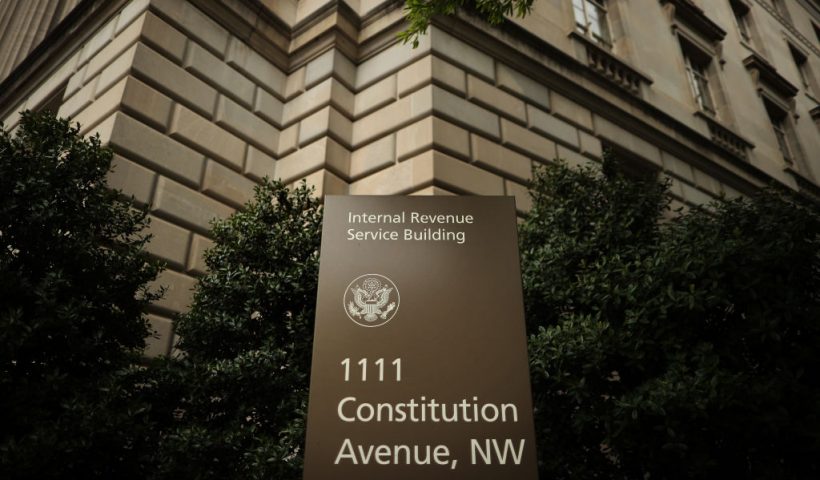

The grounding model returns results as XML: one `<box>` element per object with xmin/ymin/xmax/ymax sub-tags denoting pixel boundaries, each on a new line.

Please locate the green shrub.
<box><xmin>6</xmin><ymin>111</ymin><xmax>817</xmax><ymax>479</ymax></box>
<box><xmin>148</xmin><ymin>179</ymin><xmax>322</xmax><ymax>479</ymax></box>
<box><xmin>522</xmin><ymin>155</ymin><xmax>820</xmax><ymax>479</ymax></box>
<box><xmin>0</xmin><ymin>111</ymin><xmax>162</xmax><ymax>477</ymax></box>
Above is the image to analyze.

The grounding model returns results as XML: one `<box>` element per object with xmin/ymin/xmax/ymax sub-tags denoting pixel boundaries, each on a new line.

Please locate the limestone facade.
<box><xmin>1</xmin><ymin>0</ymin><xmax>818</xmax><ymax>356</ymax></box>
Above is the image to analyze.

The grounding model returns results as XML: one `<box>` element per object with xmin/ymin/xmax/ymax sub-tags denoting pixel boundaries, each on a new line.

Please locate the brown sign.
<box><xmin>303</xmin><ymin>196</ymin><xmax>537</xmax><ymax>480</ymax></box>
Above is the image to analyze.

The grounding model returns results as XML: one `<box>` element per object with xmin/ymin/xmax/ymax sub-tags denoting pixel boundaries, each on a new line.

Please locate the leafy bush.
<box><xmin>147</xmin><ymin>179</ymin><xmax>322</xmax><ymax>479</ymax></box>
<box><xmin>5</xmin><ymin>111</ymin><xmax>817</xmax><ymax>479</ymax></box>
<box><xmin>522</xmin><ymin>156</ymin><xmax>820</xmax><ymax>479</ymax></box>
<box><xmin>0</xmin><ymin>111</ymin><xmax>162</xmax><ymax>477</ymax></box>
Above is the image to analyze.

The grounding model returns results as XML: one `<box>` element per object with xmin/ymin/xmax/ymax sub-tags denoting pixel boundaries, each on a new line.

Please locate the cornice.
<box><xmin>0</xmin><ymin>0</ymin><xmax>128</xmax><ymax>117</ymax></box>
<box><xmin>0</xmin><ymin>0</ymin><xmax>803</xmax><ymax>195</ymax></box>
<box><xmin>209</xmin><ymin>0</ymin><xmax>404</xmax><ymax>70</ymax></box>
<box><xmin>797</xmin><ymin>0</ymin><xmax>820</xmax><ymax>21</ymax></box>
<box><xmin>291</xmin><ymin>0</ymin><xmax>360</xmax><ymax>36</ymax></box>
<box><xmin>743</xmin><ymin>52</ymin><xmax>799</xmax><ymax>100</ymax></box>
<box><xmin>755</xmin><ymin>0</ymin><xmax>820</xmax><ymax>57</ymax></box>
<box><xmin>660</xmin><ymin>0</ymin><xmax>726</xmax><ymax>44</ymax></box>
<box><xmin>0</xmin><ymin>0</ymin><xmax>406</xmax><ymax>115</ymax></box>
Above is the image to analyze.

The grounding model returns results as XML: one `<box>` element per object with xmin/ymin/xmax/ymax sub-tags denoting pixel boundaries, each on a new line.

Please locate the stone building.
<box><xmin>1</xmin><ymin>0</ymin><xmax>818</xmax><ymax>355</ymax></box>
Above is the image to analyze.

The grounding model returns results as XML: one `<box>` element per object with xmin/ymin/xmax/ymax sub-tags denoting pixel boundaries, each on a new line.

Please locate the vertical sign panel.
<box><xmin>303</xmin><ymin>196</ymin><xmax>537</xmax><ymax>480</ymax></box>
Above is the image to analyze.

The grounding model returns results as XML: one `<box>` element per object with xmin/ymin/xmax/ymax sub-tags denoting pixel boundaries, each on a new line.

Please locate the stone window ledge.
<box><xmin>569</xmin><ymin>31</ymin><xmax>652</xmax><ymax>95</ymax></box>
<box><xmin>695</xmin><ymin>111</ymin><xmax>754</xmax><ymax>161</ymax></box>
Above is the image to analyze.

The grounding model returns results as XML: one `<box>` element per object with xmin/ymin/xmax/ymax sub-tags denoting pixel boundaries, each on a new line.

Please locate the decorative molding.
<box><xmin>569</xmin><ymin>32</ymin><xmax>651</xmax><ymax>95</ymax></box>
<box><xmin>786</xmin><ymin>166</ymin><xmax>820</xmax><ymax>201</ymax></box>
<box><xmin>660</xmin><ymin>0</ymin><xmax>726</xmax><ymax>44</ymax></box>
<box><xmin>0</xmin><ymin>0</ymin><xmax>128</xmax><ymax>117</ymax></box>
<box><xmin>443</xmin><ymin>12</ymin><xmax>764</xmax><ymax>193</ymax></box>
<box><xmin>696</xmin><ymin>112</ymin><xmax>754</xmax><ymax>161</ymax></box>
<box><xmin>754</xmin><ymin>0</ymin><xmax>820</xmax><ymax>57</ymax></box>
<box><xmin>743</xmin><ymin>52</ymin><xmax>799</xmax><ymax>101</ymax></box>
<box><xmin>0</xmin><ymin>0</ymin><xmax>409</xmax><ymax>116</ymax></box>
<box><xmin>0</xmin><ymin>0</ymin><xmax>801</xmax><ymax>198</ymax></box>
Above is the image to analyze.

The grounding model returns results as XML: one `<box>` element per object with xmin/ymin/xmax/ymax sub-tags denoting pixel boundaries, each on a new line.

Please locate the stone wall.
<box><xmin>1</xmin><ymin>0</ymin><xmax>818</xmax><ymax>356</ymax></box>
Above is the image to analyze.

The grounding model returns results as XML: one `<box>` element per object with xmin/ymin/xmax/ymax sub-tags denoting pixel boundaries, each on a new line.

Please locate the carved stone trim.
<box><xmin>755</xmin><ymin>0</ymin><xmax>820</xmax><ymax>57</ymax></box>
<box><xmin>811</xmin><ymin>106</ymin><xmax>820</xmax><ymax>122</ymax></box>
<box><xmin>786</xmin><ymin>165</ymin><xmax>820</xmax><ymax>200</ymax></box>
<box><xmin>569</xmin><ymin>32</ymin><xmax>652</xmax><ymax>95</ymax></box>
<box><xmin>0</xmin><ymin>0</ymin><xmax>128</xmax><ymax>117</ymax></box>
<box><xmin>696</xmin><ymin>112</ymin><xmax>754</xmax><ymax>161</ymax></box>
<box><xmin>450</xmin><ymin>12</ymin><xmax>765</xmax><ymax>190</ymax></box>
<box><xmin>660</xmin><ymin>0</ymin><xmax>726</xmax><ymax>44</ymax></box>
<box><xmin>743</xmin><ymin>52</ymin><xmax>799</xmax><ymax>101</ymax></box>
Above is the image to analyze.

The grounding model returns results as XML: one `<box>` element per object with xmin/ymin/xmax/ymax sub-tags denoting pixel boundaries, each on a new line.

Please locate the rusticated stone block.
<box><xmin>202</xmin><ymin>159</ymin><xmax>256</xmax><ymax>209</ymax></box>
<box><xmin>169</xmin><ymin>104</ymin><xmax>246</xmax><ymax>170</ymax></box>
<box><xmin>152</xmin><ymin>176</ymin><xmax>234</xmax><ymax>234</ymax></box>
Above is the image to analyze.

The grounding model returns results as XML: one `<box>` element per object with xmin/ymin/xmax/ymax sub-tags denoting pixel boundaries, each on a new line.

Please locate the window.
<box><xmin>573</xmin><ymin>0</ymin><xmax>611</xmax><ymax>47</ymax></box>
<box><xmin>601</xmin><ymin>145</ymin><xmax>659</xmax><ymax>182</ymax></box>
<box><xmin>681</xmin><ymin>43</ymin><xmax>716</xmax><ymax>114</ymax></box>
<box><xmin>729</xmin><ymin>0</ymin><xmax>752</xmax><ymax>43</ymax></box>
<box><xmin>813</xmin><ymin>23</ymin><xmax>820</xmax><ymax>45</ymax></box>
<box><xmin>788</xmin><ymin>43</ymin><xmax>814</xmax><ymax>93</ymax></box>
<box><xmin>764</xmin><ymin>99</ymin><xmax>797</xmax><ymax>165</ymax></box>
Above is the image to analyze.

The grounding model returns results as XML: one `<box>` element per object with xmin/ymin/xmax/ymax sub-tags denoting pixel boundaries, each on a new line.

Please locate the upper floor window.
<box><xmin>573</xmin><ymin>0</ymin><xmax>611</xmax><ymax>48</ymax></box>
<box><xmin>729</xmin><ymin>0</ymin><xmax>752</xmax><ymax>44</ymax></box>
<box><xmin>764</xmin><ymin>99</ymin><xmax>797</xmax><ymax>165</ymax></box>
<box><xmin>601</xmin><ymin>145</ymin><xmax>660</xmax><ymax>183</ymax></box>
<box><xmin>681</xmin><ymin>43</ymin><xmax>716</xmax><ymax>115</ymax></box>
<box><xmin>789</xmin><ymin>43</ymin><xmax>815</xmax><ymax>94</ymax></box>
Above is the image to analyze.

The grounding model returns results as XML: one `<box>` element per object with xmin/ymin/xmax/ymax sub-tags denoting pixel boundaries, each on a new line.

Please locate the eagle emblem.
<box><xmin>343</xmin><ymin>274</ymin><xmax>399</xmax><ymax>327</ymax></box>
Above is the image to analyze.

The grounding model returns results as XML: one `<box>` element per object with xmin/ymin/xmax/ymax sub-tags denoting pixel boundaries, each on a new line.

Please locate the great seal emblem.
<box><xmin>343</xmin><ymin>274</ymin><xmax>399</xmax><ymax>327</ymax></box>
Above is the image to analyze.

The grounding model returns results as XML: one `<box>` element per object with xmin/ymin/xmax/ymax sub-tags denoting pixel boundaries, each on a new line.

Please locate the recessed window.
<box><xmin>601</xmin><ymin>145</ymin><xmax>659</xmax><ymax>183</ymax></box>
<box><xmin>729</xmin><ymin>0</ymin><xmax>752</xmax><ymax>44</ymax></box>
<box><xmin>573</xmin><ymin>0</ymin><xmax>611</xmax><ymax>48</ymax></box>
<box><xmin>813</xmin><ymin>23</ymin><xmax>820</xmax><ymax>45</ymax></box>
<box><xmin>764</xmin><ymin>99</ymin><xmax>797</xmax><ymax>165</ymax></box>
<box><xmin>788</xmin><ymin>43</ymin><xmax>815</xmax><ymax>93</ymax></box>
<box><xmin>681</xmin><ymin>42</ymin><xmax>716</xmax><ymax>115</ymax></box>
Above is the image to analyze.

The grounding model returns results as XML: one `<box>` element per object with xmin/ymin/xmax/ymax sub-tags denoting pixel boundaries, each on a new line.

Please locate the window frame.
<box><xmin>771</xmin><ymin>117</ymin><xmax>794</xmax><ymax>164</ymax></box>
<box><xmin>729</xmin><ymin>0</ymin><xmax>752</xmax><ymax>44</ymax></box>
<box><xmin>787</xmin><ymin>42</ymin><xmax>814</xmax><ymax>94</ymax></box>
<box><xmin>680</xmin><ymin>40</ymin><xmax>717</xmax><ymax>115</ymax></box>
<box><xmin>572</xmin><ymin>0</ymin><xmax>612</xmax><ymax>48</ymax></box>
<box><xmin>763</xmin><ymin>98</ymin><xmax>798</xmax><ymax>166</ymax></box>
